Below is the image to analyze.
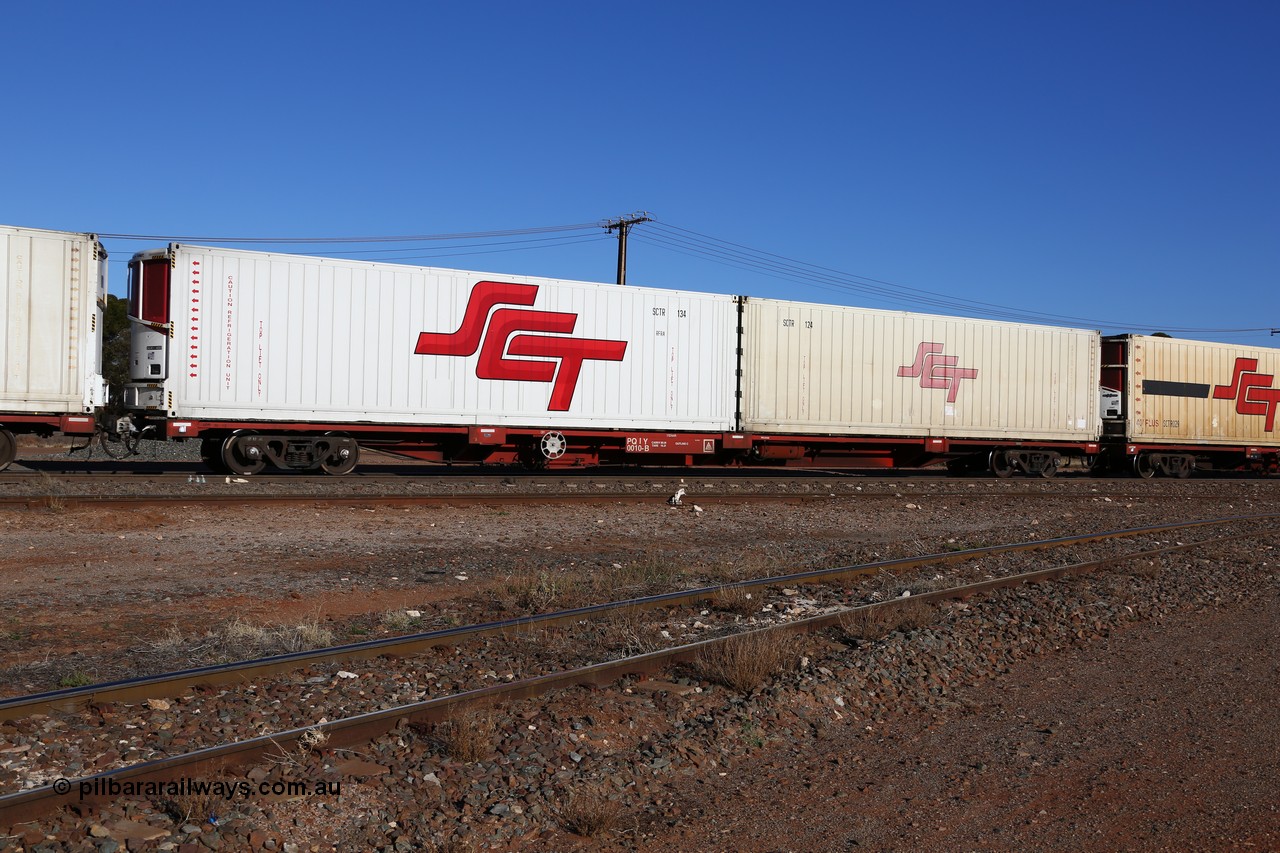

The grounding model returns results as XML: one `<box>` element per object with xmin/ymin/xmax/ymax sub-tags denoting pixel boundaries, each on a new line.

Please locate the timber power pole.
<box><xmin>605</xmin><ymin>212</ymin><xmax>652</xmax><ymax>284</ymax></box>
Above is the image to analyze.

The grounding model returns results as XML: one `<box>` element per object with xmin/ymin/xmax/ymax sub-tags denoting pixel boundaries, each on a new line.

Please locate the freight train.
<box><xmin>2</xmin><ymin>224</ymin><xmax>1277</xmax><ymax>477</ymax></box>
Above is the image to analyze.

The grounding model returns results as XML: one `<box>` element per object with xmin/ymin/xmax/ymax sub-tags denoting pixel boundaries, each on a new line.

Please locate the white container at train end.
<box><xmin>1121</xmin><ymin>335</ymin><xmax>1280</xmax><ymax>448</ymax></box>
<box><xmin>151</xmin><ymin>245</ymin><xmax>738</xmax><ymax>431</ymax></box>
<box><xmin>0</xmin><ymin>225</ymin><xmax>107</xmax><ymax>415</ymax></box>
<box><xmin>740</xmin><ymin>298</ymin><xmax>1101</xmax><ymax>441</ymax></box>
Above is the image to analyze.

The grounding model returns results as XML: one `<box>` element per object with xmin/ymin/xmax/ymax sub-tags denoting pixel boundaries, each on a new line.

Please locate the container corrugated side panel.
<box><xmin>0</xmin><ymin>226</ymin><xmax>101</xmax><ymax>414</ymax></box>
<box><xmin>1126</xmin><ymin>335</ymin><xmax>1280</xmax><ymax>448</ymax></box>
<box><xmin>168</xmin><ymin>247</ymin><xmax>737</xmax><ymax>431</ymax></box>
<box><xmin>740</xmin><ymin>298</ymin><xmax>1100</xmax><ymax>440</ymax></box>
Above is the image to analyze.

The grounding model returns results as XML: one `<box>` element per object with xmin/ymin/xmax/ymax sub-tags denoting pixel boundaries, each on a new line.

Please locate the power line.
<box><xmin>93</xmin><ymin>216</ymin><xmax>1270</xmax><ymax>336</ymax></box>
<box><xmin>632</xmin><ymin>228</ymin><xmax>1076</xmax><ymax>324</ymax></box>
<box><xmin>104</xmin><ymin>233</ymin><xmax>612</xmax><ymax>265</ymax></box>
<box><xmin>641</xmin><ymin>221</ymin><xmax>1107</xmax><ymax>325</ymax></box>
<box><xmin>639</xmin><ymin>219</ymin><xmax>1273</xmax><ymax>334</ymax></box>
<box><xmin>97</xmin><ymin>222</ymin><xmax>603</xmax><ymax>244</ymax></box>
<box><xmin>336</xmin><ymin>235</ymin><xmax>611</xmax><ymax>264</ymax></box>
<box><xmin>647</xmin><ymin>221</ymin><xmax>1063</xmax><ymax>319</ymax></box>
<box><xmin>277</xmin><ymin>232</ymin><xmax>607</xmax><ymax>258</ymax></box>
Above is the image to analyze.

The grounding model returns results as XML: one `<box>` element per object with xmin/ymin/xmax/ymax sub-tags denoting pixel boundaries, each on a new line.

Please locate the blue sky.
<box><xmin>3</xmin><ymin>2</ymin><xmax>1276</xmax><ymax>346</ymax></box>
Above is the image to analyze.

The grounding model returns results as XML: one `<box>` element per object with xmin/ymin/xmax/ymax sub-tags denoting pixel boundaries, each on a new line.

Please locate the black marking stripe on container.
<box><xmin>1141</xmin><ymin>380</ymin><xmax>1211</xmax><ymax>398</ymax></box>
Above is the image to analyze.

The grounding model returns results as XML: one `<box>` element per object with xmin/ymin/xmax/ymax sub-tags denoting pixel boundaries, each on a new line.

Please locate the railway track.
<box><xmin>1</xmin><ymin>512</ymin><xmax>1274</xmax><ymax>831</ymax></box>
<box><xmin>1</xmin><ymin>467</ymin><xmax>1272</xmax><ymax>508</ymax></box>
<box><xmin>0</xmin><ymin>490</ymin><xmax>1246</xmax><ymax>510</ymax></box>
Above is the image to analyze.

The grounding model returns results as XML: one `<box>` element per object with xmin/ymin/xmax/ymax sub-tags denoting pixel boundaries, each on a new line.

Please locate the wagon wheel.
<box><xmin>221</xmin><ymin>431</ymin><xmax>266</xmax><ymax>475</ymax></box>
<box><xmin>319</xmin><ymin>433</ymin><xmax>359</xmax><ymax>476</ymax></box>
<box><xmin>988</xmin><ymin>449</ymin><xmax>1015</xmax><ymax>479</ymax></box>
<box><xmin>1174</xmin><ymin>456</ymin><xmax>1194</xmax><ymax>479</ymax></box>
<box><xmin>1132</xmin><ymin>453</ymin><xmax>1157</xmax><ymax>479</ymax></box>
<box><xmin>0</xmin><ymin>429</ymin><xmax>15</xmax><ymax>472</ymax></box>
<box><xmin>540</xmin><ymin>431</ymin><xmax>567</xmax><ymax>461</ymax></box>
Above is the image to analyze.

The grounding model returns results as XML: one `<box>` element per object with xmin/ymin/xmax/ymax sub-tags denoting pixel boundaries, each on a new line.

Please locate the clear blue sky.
<box><xmin>3</xmin><ymin>2</ymin><xmax>1276</xmax><ymax>346</ymax></box>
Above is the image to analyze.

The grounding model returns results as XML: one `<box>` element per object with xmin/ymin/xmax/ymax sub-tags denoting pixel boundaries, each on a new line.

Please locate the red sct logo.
<box><xmin>415</xmin><ymin>281</ymin><xmax>628</xmax><ymax>411</ymax></box>
<box><xmin>1213</xmin><ymin>357</ymin><xmax>1280</xmax><ymax>432</ymax></box>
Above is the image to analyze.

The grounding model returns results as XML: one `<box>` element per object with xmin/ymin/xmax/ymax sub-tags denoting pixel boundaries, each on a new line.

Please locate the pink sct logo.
<box><xmin>897</xmin><ymin>342</ymin><xmax>978</xmax><ymax>403</ymax></box>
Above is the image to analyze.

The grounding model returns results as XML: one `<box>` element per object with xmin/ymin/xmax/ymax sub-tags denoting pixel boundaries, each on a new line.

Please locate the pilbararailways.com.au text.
<box><xmin>54</xmin><ymin>777</ymin><xmax>340</xmax><ymax>800</ymax></box>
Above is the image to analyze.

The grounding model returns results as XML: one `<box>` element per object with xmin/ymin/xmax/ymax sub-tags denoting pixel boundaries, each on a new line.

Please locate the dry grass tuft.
<box><xmin>583</xmin><ymin>556</ymin><xmax>685</xmax><ymax>601</ymax></box>
<box><xmin>900</xmin><ymin>538</ymin><xmax>933</xmax><ymax>556</ymax></box>
<box><xmin>891</xmin><ymin>598</ymin><xmax>936</xmax><ymax>631</ymax></box>
<box><xmin>596</xmin><ymin>606</ymin><xmax>665</xmax><ymax>657</ymax></box>
<box><xmin>298</xmin><ymin>726</ymin><xmax>329</xmax><ymax>752</ymax></box>
<box><xmin>152</xmin><ymin>618</ymin><xmax>335</xmax><ymax>664</ymax></box>
<box><xmin>500</xmin><ymin>570</ymin><xmax>579</xmax><ymax>613</ymax></box>
<box><xmin>434</xmin><ymin>708</ymin><xmax>497</xmax><ymax>763</ymax></box>
<box><xmin>557</xmin><ymin>785</ymin><xmax>626</xmax><ymax>838</ymax></box>
<box><xmin>693</xmin><ymin>630</ymin><xmax>802</xmax><ymax>693</ymax></box>
<box><xmin>839</xmin><ymin>599</ymin><xmax>936</xmax><ymax>642</ymax></box>
<box><xmin>502</xmin><ymin>623</ymin><xmax>584</xmax><ymax>664</ymax></box>
<box><xmin>37</xmin><ymin>473</ymin><xmax>66</xmax><ymax>513</ymax></box>
<box><xmin>221</xmin><ymin>618</ymin><xmax>335</xmax><ymax>655</ymax></box>
<box><xmin>155</xmin><ymin>789</ymin><xmax>221</xmax><ymax>824</ymax></box>
<box><xmin>708</xmin><ymin>584</ymin><xmax>757</xmax><ymax>616</ymax></box>
<box><xmin>378</xmin><ymin>609</ymin><xmax>424</xmax><ymax>632</ymax></box>
<box><xmin>867</xmin><ymin>569</ymin><xmax>948</xmax><ymax>600</ymax></box>
<box><xmin>500</xmin><ymin>554</ymin><xmax>746</xmax><ymax>618</ymax></box>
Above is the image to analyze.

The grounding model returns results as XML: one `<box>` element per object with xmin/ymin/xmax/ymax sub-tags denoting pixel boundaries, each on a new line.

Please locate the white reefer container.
<box><xmin>126</xmin><ymin>245</ymin><xmax>738</xmax><ymax>431</ymax></box>
<box><xmin>1117</xmin><ymin>334</ymin><xmax>1280</xmax><ymax>448</ymax></box>
<box><xmin>740</xmin><ymin>298</ymin><xmax>1101</xmax><ymax>441</ymax></box>
<box><xmin>0</xmin><ymin>225</ymin><xmax>107</xmax><ymax>416</ymax></box>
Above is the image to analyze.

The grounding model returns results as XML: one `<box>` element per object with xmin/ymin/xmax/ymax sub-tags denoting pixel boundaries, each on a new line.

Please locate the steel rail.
<box><xmin>2</xmin><ymin>513</ymin><xmax>1273</xmax><ymax>723</ymax></box>
<box><xmin>0</xmin><ymin>524</ymin><xmax>1269</xmax><ymax>829</ymax></box>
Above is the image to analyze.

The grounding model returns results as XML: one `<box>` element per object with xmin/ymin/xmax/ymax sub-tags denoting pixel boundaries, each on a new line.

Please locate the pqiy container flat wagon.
<box><xmin>0</xmin><ymin>225</ymin><xmax>107</xmax><ymax>470</ymax></box>
<box><xmin>1102</xmin><ymin>334</ymin><xmax>1280</xmax><ymax>476</ymax></box>
<box><xmin>122</xmin><ymin>242</ymin><xmax>1107</xmax><ymax>476</ymax></box>
<box><xmin>124</xmin><ymin>244</ymin><xmax>739</xmax><ymax>473</ymax></box>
